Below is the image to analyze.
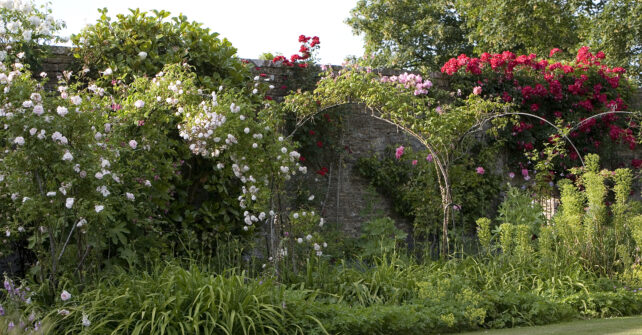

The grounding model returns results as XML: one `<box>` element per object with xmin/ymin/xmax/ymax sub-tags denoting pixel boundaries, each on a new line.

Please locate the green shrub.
<box><xmin>0</xmin><ymin>0</ymin><xmax>66</xmax><ymax>71</ymax></box>
<box><xmin>356</xmin><ymin>145</ymin><xmax>503</xmax><ymax>248</ymax></box>
<box><xmin>358</xmin><ymin>217</ymin><xmax>407</xmax><ymax>259</ymax></box>
<box><xmin>71</xmin><ymin>8</ymin><xmax>249</xmax><ymax>88</ymax></box>
<box><xmin>497</xmin><ymin>186</ymin><xmax>545</xmax><ymax>235</ymax></box>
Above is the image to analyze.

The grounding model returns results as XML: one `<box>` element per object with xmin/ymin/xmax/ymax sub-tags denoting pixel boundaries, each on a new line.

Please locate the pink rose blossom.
<box><xmin>521</xmin><ymin>168</ymin><xmax>529</xmax><ymax>178</ymax></box>
<box><xmin>473</xmin><ymin>86</ymin><xmax>482</xmax><ymax>95</ymax></box>
<box><xmin>395</xmin><ymin>146</ymin><xmax>404</xmax><ymax>160</ymax></box>
<box><xmin>476</xmin><ymin>166</ymin><xmax>485</xmax><ymax>174</ymax></box>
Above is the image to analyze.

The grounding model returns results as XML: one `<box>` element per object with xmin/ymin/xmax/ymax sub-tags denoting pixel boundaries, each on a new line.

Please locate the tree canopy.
<box><xmin>347</xmin><ymin>0</ymin><xmax>641</xmax><ymax>82</ymax></box>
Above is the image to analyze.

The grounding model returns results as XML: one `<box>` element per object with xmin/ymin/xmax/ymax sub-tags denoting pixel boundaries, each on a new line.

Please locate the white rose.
<box><xmin>60</xmin><ymin>290</ymin><xmax>71</xmax><ymax>301</ymax></box>
<box><xmin>56</xmin><ymin>106</ymin><xmax>68</xmax><ymax>116</ymax></box>
<box><xmin>62</xmin><ymin>151</ymin><xmax>73</xmax><ymax>161</ymax></box>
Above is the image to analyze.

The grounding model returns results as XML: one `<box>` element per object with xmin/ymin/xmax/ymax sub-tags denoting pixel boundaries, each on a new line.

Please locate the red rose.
<box><xmin>316</xmin><ymin>166</ymin><xmax>329</xmax><ymax>176</ymax></box>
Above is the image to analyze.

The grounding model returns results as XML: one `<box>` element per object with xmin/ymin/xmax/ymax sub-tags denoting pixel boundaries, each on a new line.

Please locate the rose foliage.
<box><xmin>441</xmin><ymin>47</ymin><xmax>640</xmax><ymax>181</ymax></box>
<box><xmin>0</xmin><ymin>5</ymin><xmax>326</xmax><ymax>289</ymax></box>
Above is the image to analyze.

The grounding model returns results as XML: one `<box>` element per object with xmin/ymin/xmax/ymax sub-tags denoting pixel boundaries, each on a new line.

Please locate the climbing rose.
<box><xmin>473</xmin><ymin>86</ymin><xmax>482</xmax><ymax>95</ymax></box>
<box><xmin>56</xmin><ymin>106</ymin><xmax>68</xmax><ymax>116</ymax></box>
<box><xmin>476</xmin><ymin>166</ymin><xmax>485</xmax><ymax>174</ymax></box>
<box><xmin>521</xmin><ymin>168</ymin><xmax>530</xmax><ymax>179</ymax></box>
<box><xmin>62</xmin><ymin>151</ymin><xmax>73</xmax><ymax>161</ymax></box>
<box><xmin>395</xmin><ymin>146</ymin><xmax>404</xmax><ymax>160</ymax></box>
<box><xmin>134</xmin><ymin>100</ymin><xmax>145</xmax><ymax>108</ymax></box>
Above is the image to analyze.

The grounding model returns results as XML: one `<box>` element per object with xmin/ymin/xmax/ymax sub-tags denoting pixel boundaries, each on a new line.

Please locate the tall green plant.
<box><xmin>498</xmin><ymin>223</ymin><xmax>514</xmax><ymax>255</ymax></box>
<box><xmin>44</xmin><ymin>264</ymin><xmax>313</xmax><ymax>334</ymax></box>
<box><xmin>358</xmin><ymin>217</ymin><xmax>407</xmax><ymax>260</ymax></box>
<box><xmin>497</xmin><ymin>186</ymin><xmax>545</xmax><ymax>235</ymax></box>
<box><xmin>476</xmin><ymin>217</ymin><xmax>492</xmax><ymax>254</ymax></box>
<box><xmin>551</xmin><ymin>154</ymin><xmax>642</xmax><ymax>275</ymax></box>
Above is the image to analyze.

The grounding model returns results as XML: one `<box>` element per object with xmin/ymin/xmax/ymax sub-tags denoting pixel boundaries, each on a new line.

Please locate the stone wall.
<box><xmin>244</xmin><ymin>61</ymin><xmax>429</xmax><ymax>235</ymax></box>
<box><xmin>40</xmin><ymin>46</ymin><xmax>75</xmax><ymax>90</ymax></box>
<box><xmin>314</xmin><ymin>105</ymin><xmax>423</xmax><ymax>236</ymax></box>
<box><xmin>38</xmin><ymin>47</ymin><xmax>642</xmax><ymax>236</ymax></box>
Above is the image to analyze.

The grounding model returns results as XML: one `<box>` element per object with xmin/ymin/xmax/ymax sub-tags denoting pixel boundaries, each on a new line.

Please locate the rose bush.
<box><xmin>71</xmin><ymin>8</ymin><xmax>249</xmax><ymax>89</ymax></box>
<box><xmin>0</xmin><ymin>13</ymin><xmax>326</xmax><ymax>289</ymax></box>
<box><xmin>441</xmin><ymin>47</ymin><xmax>639</xmax><ymax>179</ymax></box>
<box><xmin>0</xmin><ymin>0</ymin><xmax>65</xmax><ymax>71</ymax></box>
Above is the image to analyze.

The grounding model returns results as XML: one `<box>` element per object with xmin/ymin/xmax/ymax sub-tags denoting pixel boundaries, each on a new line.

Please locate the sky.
<box><xmin>35</xmin><ymin>0</ymin><xmax>365</xmax><ymax>65</ymax></box>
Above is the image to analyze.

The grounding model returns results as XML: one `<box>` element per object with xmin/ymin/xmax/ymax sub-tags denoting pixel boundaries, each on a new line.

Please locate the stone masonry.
<box><xmin>39</xmin><ymin>47</ymin><xmax>642</xmax><ymax>236</ymax></box>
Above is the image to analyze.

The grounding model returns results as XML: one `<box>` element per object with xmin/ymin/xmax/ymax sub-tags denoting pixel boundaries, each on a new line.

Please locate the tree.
<box><xmin>581</xmin><ymin>0</ymin><xmax>642</xmax><ymax>82</ymax></box>
<box><xmin>346</xmin><ymin>0</ymin><xmax>471</xmax><ymax>71</ymax></box>
<box><xmin>347</xmin><ymin>0</ymin><xmax>641</xmax><ymax>82</ymax></box>
<box><xmin>456</xmin><ymin>0</ymin><xmax>579</xmax><ymax>56</ymax></box>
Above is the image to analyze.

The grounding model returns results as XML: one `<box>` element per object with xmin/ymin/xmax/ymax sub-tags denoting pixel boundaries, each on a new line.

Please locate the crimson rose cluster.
<box><xmin>272</xmin><ymin>35</ymin><xmax>320</xmax><ymax>68</ymax></box>
<box><xmin>441</xmin><ymin>46</ymin><xmax>638</xmax><ymax>171</ymax></box>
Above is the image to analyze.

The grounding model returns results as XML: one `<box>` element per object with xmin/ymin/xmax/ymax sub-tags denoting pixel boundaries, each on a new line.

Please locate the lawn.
<box><xmin>457</xmin><ymin>316</ymin><xmax>642</xmax><ymax>335</ymax></box>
